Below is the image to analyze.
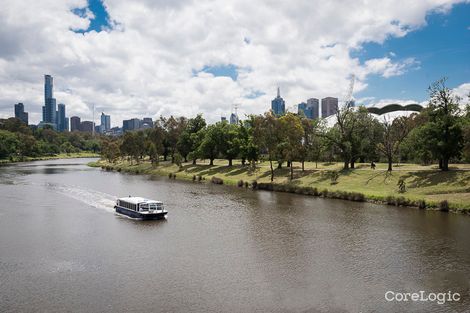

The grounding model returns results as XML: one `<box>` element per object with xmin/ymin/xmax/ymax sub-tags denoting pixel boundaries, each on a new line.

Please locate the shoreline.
<box><xmin>0</xmin><ymin>152</ymin><xmax>100</xmax><ymax>165</ymax></box>
<box><xmin>88</xmin><ymin>159</ymin><xmax>470</xmax><ymax>215</ymax></box>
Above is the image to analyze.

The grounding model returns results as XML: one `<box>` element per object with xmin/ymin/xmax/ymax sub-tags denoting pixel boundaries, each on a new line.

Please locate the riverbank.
<box><xmin>89</xmin><ymin>158</ymin><xmax>470</xmax><ymax>214</ymax></box>
<box><xmin>0</xmin><ymin>152</ymin><xmax>100</xmax><ymax>164</ymax></box>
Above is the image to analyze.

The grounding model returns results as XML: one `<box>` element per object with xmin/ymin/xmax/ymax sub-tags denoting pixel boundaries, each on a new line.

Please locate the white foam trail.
<box><xmin>48</xmin><ymin>183</ymin><xmax>117</xmax><ymax>213</ymax></box>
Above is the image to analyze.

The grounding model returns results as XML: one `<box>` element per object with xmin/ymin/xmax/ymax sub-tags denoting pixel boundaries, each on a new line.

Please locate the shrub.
<box><xmin>439</xmin><ymin>200</ymin><xmax>449</xmax><ymax>212</ymax></box>
<box><xmin>237</xmin><ymin>180</ymin><xmax>244</xmax><ymax>187</ymax></box>
<box><xmin>329</xmin><ymin>170</ymin><xmax>339</xmax><ymax>185</ymax></box>
<box><xmin>211</xmin><ymin>176</ymin><xmax>224</xmax><ymax>185</ymax></box>
<box><xmin>385</xmin><ymin>196</ymin><xmax>394</xmax><ymax>205</ymax></box>
<box><xmin>197</xmin><ymin>175</ymin><xmax>202</xmax><ymax>181</ymax></box>
<box><xmin>168</xmin><ymin>173</ymin><xmax>173</xmax><ymax>179</ymax></box>
<box><xmin>117</xmin><ymin>168</ymin><xmax>121</xmax><ymax>172</ymax></box>
<box><xmin>192</xmin><ymin>175</ymin><xmax>196</xmax><ymax>181</ymax></box>
<box><xmin>251</xmin><ymin>180</ymin><xmax>258</xmax><ymax>189</ymax></box>
<box><xmin>244</xmin><ymin>181</ymin><xmax>249</xmax><ymax>188</ymax></box>
<box><xmin>321</xmin><ymin>189</ymin><xmax>329</xmax><ymax>197</ymax></box>
<box><xmin>416</xmin><ymin>200</ymin><xmax>426</xmax><ymax>209</ymax></box>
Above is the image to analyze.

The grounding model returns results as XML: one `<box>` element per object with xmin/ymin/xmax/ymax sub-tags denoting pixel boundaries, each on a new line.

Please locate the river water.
<box><xmin>0</xmin><ymin>158</ymin><xmax>469</xmax><ymax>313</ymax></box>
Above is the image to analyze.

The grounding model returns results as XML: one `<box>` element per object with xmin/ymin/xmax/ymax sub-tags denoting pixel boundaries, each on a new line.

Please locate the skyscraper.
<box><xmin>100</xmin><ymin>112</ymin><xmax>111</xmax><ymax>133</ymax></box>
<box><xmin>307</xmin><ymin>98</ymin><xmax>319</xmax><ymax>119</ymax></box>
<box><xmin>123</xmin><ymin>118</ymin><xmax>141</xmax><ymax>132</ymax></box>
<box><xmin>56</xmin><ymin>103</ymin><xmax>67</xmax><ymax>132</ymax></box>
<box><xmin>70</xmin><ymin>116</ymin><xmax>81</xmax><ymax>132</ymax></box>
<box><xmin>14</xmin><ymin>103</ymin><xmax>28</xmax><ymax>124</ymax></box>
<box><xmin>229</xmin><ymin>113</ymin><xmax>238</xmax><ymax>125</ymax></box>
<box><xmin>271</xmin><ymin>87</ymin><xmax>286</xmax><ymax>116</ymax></box>
<box><xmin>321</xmin><ymin>97</ymin><xmax>338</xmax><ymax>118</ymax></box>
<box><xmin>42</xmin><ymin>74</ymin><xmax>57</xmax><ymax>128</ymax></box>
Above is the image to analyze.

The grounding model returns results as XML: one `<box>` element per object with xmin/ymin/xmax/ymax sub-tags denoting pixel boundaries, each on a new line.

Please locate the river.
<box><xmin>0</xmin><ymin>158</ymin><xmax>469</xmax><ymax>312</ymax></box>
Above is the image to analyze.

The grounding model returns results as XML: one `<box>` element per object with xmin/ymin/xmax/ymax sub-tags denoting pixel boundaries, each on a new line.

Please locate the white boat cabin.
<box><xmin>117</xmin><ymin>197</ymin><xmax>165</xmax><ymax>213</ymax></box>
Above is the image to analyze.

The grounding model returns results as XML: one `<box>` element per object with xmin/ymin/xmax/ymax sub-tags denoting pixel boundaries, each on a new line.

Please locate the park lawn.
<box><xmin>89</xmin><ymin>158</ymin><xmax>470</xmax><ymax>212</ymax></box>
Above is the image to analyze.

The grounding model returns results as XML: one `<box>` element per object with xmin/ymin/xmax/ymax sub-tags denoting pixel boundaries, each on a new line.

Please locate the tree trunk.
<box><xmin>290</xmin><ymin>161</ymin><xmax>294</xmax><ymax>180</ymax></box>
<box><xmin>209</xmin><ymin>158</ymin><xmax>214</xmax><ymax>166</ymax></box>
<box><xmin>350</xmin><ymin>158</ymin><xmax>355</xmax><ymax>169</ymax></box>
<box><xmin>439</xmin><ymin>159</ymin><xmax>443</xmax><ymax>169</ymax></box>
<box><xmin>241</xmin><ymin>158</ymin><xmax>246</xmax><ymax>165</ymax></box>
<box><xmin>442</xmin><ymin>158</ymin><xmax>449</xmax><ymax>171</ymax></box>
<box><xmin>269</xmin><ymin>159</ymin><xmax>274</xmax><ymax>182</ymax></box>
<box><xmin>192</xmin><ymin>159</ymin><xmax>196</xmax><ymax>165</ymax></box>
<box><xmin>184</xmin><ymin>156</ymin><xmax>187</xmax><ymax>162</ymax></box>
<box><xmin>287</xmin><ymin>161</ymin><xmax>291</xmax><ymax>167</ymax></box>
<box><xmin>343</xmin><ymin>160</ymin><xmax>349</xmax><ymax>170</ymax></box>
<box><xmin>277</xmin><ymin>162</ymin><xmax>282</xmax><ymax>169</ymax></box>
<box><xmin>388</xmin><ymin>156</ymin><xmax>393</xmax><ymax>171</ymax></box>
<box><xmin>315</xmin><ymin>161</ymin><xmax>318</xmax><ymax>169</ymax></box>
<box><xmin>228</xmin><ymin>159</ymin><xmax>232</xmax><ymax>166</ymax></box>
<box><xmin>302</xmin><ymin>160</ymin><xmax>305</xmax><ymax>172</ymax></box>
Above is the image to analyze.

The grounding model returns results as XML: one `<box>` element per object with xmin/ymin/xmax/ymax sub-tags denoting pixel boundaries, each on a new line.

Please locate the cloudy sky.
<box><xmin>0</xmin><ymin>0</ymin><xmax>469</xmax><ymax>126</ymax></box>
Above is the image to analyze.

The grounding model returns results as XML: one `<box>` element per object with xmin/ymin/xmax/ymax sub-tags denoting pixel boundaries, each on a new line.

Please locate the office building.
<box><xmin>221</xmin><ymin>116</ymin><xmax>227</xmax><ymax>122</ymax></box>
<box><xmin>123</xmin><ymin>118</ymin><xmax>141</xmax><ymax>132</ymax></box>
<box><xmin>271</xmin><ymin>87</ymin><xmax>285</xmax><ymax>116</ymax></box>
<box><xmin>297</xmin><ymin>102</ymin><xmax>307</xmax><ymax>116</ymax></box>
<box><xmin>14</xmin><ymin>103</ymin><xmax>28</xmax><ymax>124</ymax></box>
<box><xmin>100</xmin><ymin>112</ymin><xmax>111</xmax><ymax>133</ymax></box>
<box><xmin>70</xmin><ymin>116</ymin><xmax>81</xmax><ymax>132</ymax></box>
<box><xmin>307</xmin><ymin>98</ymin><xmax>319</xmax><ymax>119</ymax></box>
<box><xmin>321</xmin><ymin>97</ymin><xmax>338</xmax><ymax>118</ymax></box>
<box><xmin>56</xmin><ymin>103</ymin><xmax>67</xmax><ymax>132</ymax></box>
<box><xmin>80</xmin><ymin>121</ymin><xmax>94</xmax><ymax>133</ymax></box>
<box><xmin>42</xmin><ymin>75</ymin><xmax>57</xmax><ymax>128</ymax></box>
<box><xmin>229</xmin><ymin>113</ymin><xmax>238</xmax><ymax>125</ymax></box>
<box><xmin>141</xmin><ymin>117</ymin><xmax>153</xmax><ymax>129</ymax></box>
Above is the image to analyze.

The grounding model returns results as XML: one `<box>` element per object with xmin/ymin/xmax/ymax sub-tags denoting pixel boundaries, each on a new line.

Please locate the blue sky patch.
<box><xmin>197</xmin><ymin>64</ymin><xmax>240</xmax><ymax>81</ymax></box>
<box><xmin>354</xmin><ymin>2</ymin><xmax>470</xmax><ymax>103</ymax></box>
<box><xmin>72</xmin><ymin>0</ymin><xmax>112</xmax><ymax>33</ymax></box>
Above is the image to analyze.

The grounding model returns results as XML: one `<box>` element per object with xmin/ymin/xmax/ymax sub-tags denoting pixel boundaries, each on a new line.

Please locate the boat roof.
<box><xmin>118</xmin><ymin>197</ymin><xmax>163</xmax><ymax>204</ymax></box>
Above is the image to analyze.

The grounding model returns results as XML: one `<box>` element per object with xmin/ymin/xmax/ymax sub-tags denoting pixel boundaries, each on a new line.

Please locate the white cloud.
<box><xmin>0</xmin><ymin>0</ymin><xmax>467</xmax><ymax>126</ymax></box>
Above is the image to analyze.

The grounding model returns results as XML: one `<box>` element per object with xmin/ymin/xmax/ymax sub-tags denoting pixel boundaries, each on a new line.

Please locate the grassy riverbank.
<box><xmin>89</xmin><ymin>158</ymin><xmax>470</xmax><ymax>214</ymax></box>
<box><xmin>0</xmin><ymin>152</ymin><xmax>100</xmax><ymax>164</ymax></box>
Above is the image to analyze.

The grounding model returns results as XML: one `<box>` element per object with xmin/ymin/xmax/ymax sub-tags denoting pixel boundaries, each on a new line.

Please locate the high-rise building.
<box><xmin>100</xmin><ymin>112</ymin><xmax>111</xmax><ymax>133</ymax></box>
<box><xmin>321</xmin><ymin>97</ymin><xmax>338</xmax><ymax>118</ymax></box>
<box><xmin>271</xmin><ymin>87</ymin><xmax>285</xmax><ymax>116</ymax></box>
<box><xmin>14</xmin><ymin>103</ymin><xmax>28</xmax><ymax>124</ymax></box>
<box><xmin>80</xmin><ymin>121</ymin><xmax>94</xmax><ymax>133</ymax></box>
<box><xmin>141</xmin><ymin>117</ymin><xmax>153</xmax><ymax>128</ymax></box>
<box><xmin>70</xmin><ymin>116</ymin><xmax>81</xmax><ymax>132</ymax></box>
<box><xmin>307</xmin><ymin>98</ymin><xmax>319</xmax><ymax>119</ymax></box>
<box><xmin>123</xmin><ymin>118</ymin><xmax>141</xmax><ymax>132</ymax></box>
<box><xmin>42</xmin><ymin>74</ymin><xmax>57</xmax><ymax>128</ymax></box>
<box><xmin>229</xmin><ymin>113</ymin><xmax>238</xmax><ymax>125</ymax></box>
<box><xmin>297</xmin><ymin>102</ymin><xmax>307</xmax><ymax>116</ymax></box>
<box><xmin>44</xmin><ymin>75</ymin><xmax>53</xmax><ymax>100</ymax></box>
<box><xmin>56</xmin><ymin>103</ymin><xmax>67</xmax><ymax>132</ymax></box>
<box><xmin>221</xmin><ymin>116</ymin><xmax>227</xmax><ymax>122</ymax></box>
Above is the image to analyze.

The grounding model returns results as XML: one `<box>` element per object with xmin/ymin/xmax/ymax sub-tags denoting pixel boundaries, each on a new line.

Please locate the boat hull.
<box><xmin>115</xmin><ymin>206</ymin><xmax>167</xmax><ymax>220</ymax></box>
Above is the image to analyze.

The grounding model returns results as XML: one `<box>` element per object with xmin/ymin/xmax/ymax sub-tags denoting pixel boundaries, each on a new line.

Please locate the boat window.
<box><xmin>140</xmin><ymin>203</ymin><xmax>149</xmax><ymax>211</ymax></box>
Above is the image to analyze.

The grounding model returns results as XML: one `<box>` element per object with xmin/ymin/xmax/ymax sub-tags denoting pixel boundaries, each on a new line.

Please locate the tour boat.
<box><xmin>115</xmin><ymin>196</ymin><xmax>167</xmax><ymax>220</ymax></box>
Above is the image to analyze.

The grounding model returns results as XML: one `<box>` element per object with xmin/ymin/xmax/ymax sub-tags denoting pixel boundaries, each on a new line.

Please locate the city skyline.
<box><xmin>0</xmin><ymin>1</ymin><xmax>469</xmax><ymax>126</ymax></box>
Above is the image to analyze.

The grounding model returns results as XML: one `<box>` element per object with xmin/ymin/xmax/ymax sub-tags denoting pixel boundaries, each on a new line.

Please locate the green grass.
<box><xmin>0</xmin><ymin>152</ymin><xmax>100</xmax><ymax>164</ymax></box>
<box><xmin>90</xmin><ymin>158</ymin><xmax>470</xmax><ymax>214</ymax></box>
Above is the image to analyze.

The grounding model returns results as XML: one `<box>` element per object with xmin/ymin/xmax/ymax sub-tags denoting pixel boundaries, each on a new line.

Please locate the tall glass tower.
<box><xmin>42</xmin><ymin>74</ymin><xmax>57</xmax><ymax>127</ymax></box>
<box><xmin>271</xmin><ymin>87</ymin><xmax>285</xmax><ymax>116</ymax></box>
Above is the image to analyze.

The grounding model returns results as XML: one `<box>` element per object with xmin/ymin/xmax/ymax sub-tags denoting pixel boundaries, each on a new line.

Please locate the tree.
<box><xmin>177</xmin><ymin>114</ymin><xmax>206</xmax><ymax>163</ymax></box>
<box><xmin>253</xmin><ymin>112</ymin><xmax>279</xmax><ymax>181</ymax></box>
<box><xmin>199</xmin><ymin>124</ymin><xmax>220</xmax><ymax>165</ymax></box>
<box><xmin>163</xmin><ymin>116</ymin><xmax>187</xmax><ymax>163</ymax></box>
<box><xmin>278</xmin><ymin>113</ymin><xmax>303</xmax><ymax>180</ymax></box>
<box><xmin>423</xmin><ymin>78</ymin><xmax>463</xmax><ymax>171</ymax></box>
<box><xmin>377</xmin><ymin>116</ymin><xmax>412</xmax><ymax>171</ymax></box>
<box><xmin>219</xmin><ymin>123</ymin><xmax>241</xmax><ymax>166</ymax></box>
<box><xmin>0</xmin><ymin>130</ymin><xmax>18</xmax><ymax>159</ymax></box>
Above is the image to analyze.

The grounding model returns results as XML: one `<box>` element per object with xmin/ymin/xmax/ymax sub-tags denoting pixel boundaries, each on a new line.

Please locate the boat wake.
<box><xmin>47</xmin><ymin>183</ymin><xmax>116</xmax><ymax>213</ymax></box>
